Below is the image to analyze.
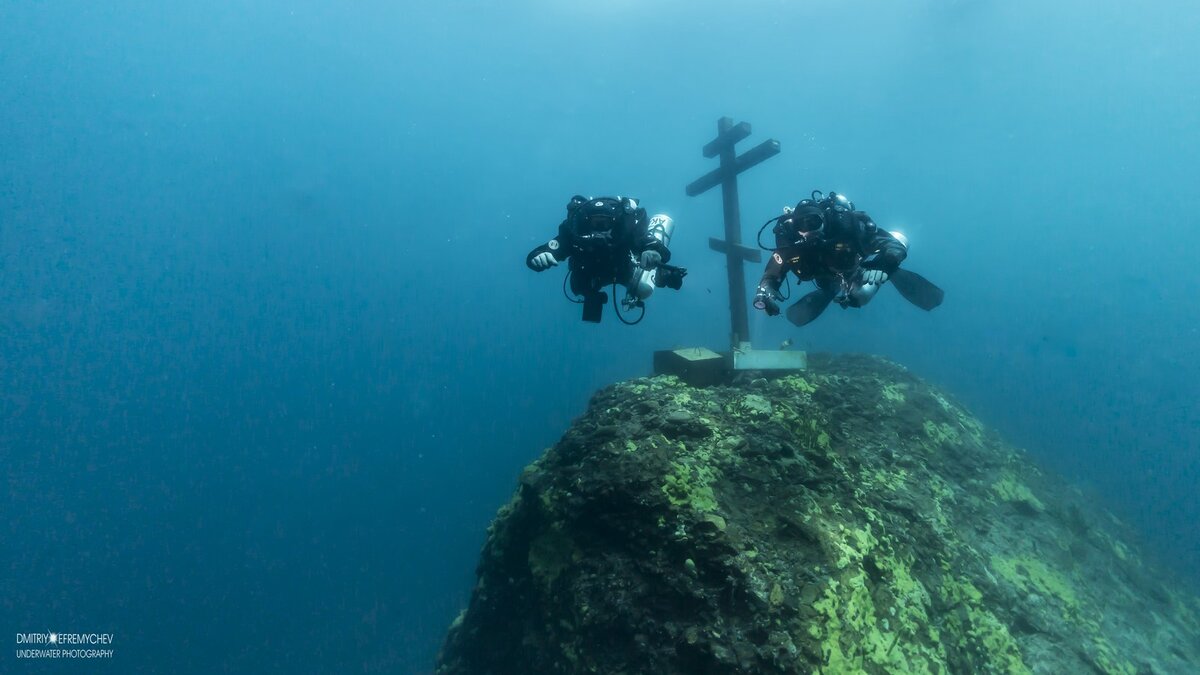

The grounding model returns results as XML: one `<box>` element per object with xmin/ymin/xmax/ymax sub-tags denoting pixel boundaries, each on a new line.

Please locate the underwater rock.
<box><xmin>436</xmin><ymin>354</ymin><xmax>1200</xmax><ymax>674</ymax></box>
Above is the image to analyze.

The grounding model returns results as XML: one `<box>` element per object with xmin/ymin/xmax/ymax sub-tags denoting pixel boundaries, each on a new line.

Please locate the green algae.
<box><xmin>923</xmin><ymin>420</ymin><xmax>961</xmax><ymax>446</ymax></box>
<box><xmin>438</xmin><ymin>356</ymin><xmax>1200</xmax><ymax>675</ymax></box>
<box><xmin>882</xmin><ymin>383</ymin><xmax>907</xmax><ymax>403</ymax></box>
<box><xmin>991</xmin><ymin>473</ymin><xmax>1046</xmax><ymax>513</ymax></box>
<box><xmin>990</xmin><ymin>555</ymin><xmax>1079</xmax><ymax>616</ymax></box>
<box><xmin>528</xmin><ymin>528</ymin><xmax>578</xmax><ymax>593</ymax></box>
<box><xmin>939</xmin><ymin>578</ymin><xmax>1031</xmax><ymax>675</ymax></box>
<box><xmin>662</xmin><ymin>459</ymin><xmax>720</xmax><ymax>513</ymax></box>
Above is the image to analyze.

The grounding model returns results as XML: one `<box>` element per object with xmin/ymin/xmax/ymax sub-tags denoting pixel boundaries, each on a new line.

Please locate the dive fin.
<box><xmin>890</xmin><ymin>269</ymin><xmax>944</xmax><ymax>311</ymax></box>
<box><xmin>786</xmin><ymin>289</ymin><xmax>836</xmax><ymax>327</ymax></box>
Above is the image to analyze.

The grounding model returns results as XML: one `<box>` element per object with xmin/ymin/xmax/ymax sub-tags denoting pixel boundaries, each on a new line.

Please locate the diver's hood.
<box><xmin>790</xmin><ymin>204</ymin><xmax>825</xmax><ymax>233</ymax></box>
<box><xmin>571</xmin><ymin>198</ymin><xmax>626</xmax><ymax>235</ymax></box>
<box><xmin>821</xmin><ymin>208</ymin><xmax>862</xmax><ymax>240</ymax></box>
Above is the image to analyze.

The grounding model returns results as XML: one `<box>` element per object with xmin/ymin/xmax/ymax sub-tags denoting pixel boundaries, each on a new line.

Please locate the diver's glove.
<box><xmin>861</xmin><ymin>269</ymin><xmax>889</xmax><ymax>285</ymax></box>
<box><xmin>531</xmin><ymin>252</ymin><xmax>559</xmax><ymax>270</ymax></box>
<box><xmin>753</xmin><ymin>285</ymin><xmax>781</xmax><ymax>316</ymax></box>
<box><xmin>639</xmin><ymin>250</ymin><xmax>662</xmax><ymax>270</ymax></box>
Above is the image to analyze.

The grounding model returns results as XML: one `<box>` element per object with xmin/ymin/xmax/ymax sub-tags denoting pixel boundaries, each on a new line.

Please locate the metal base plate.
<box><xmin>730</xmin><ymin>347</ymin><xmax>808</xmax><ymax>371</ymax></box>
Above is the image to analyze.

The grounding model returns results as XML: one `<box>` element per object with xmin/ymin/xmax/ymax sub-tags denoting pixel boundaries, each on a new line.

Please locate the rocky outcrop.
<box><xmin>437</xmin><ymin>355</ymin><xmax>1200</xmax><ymax>674</ymax></box>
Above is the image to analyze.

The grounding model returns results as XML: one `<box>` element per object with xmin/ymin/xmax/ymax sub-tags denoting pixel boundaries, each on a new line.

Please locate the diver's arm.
<box><xmin>856</xmin><ymin>213</ymin><xmax>905</xmax><ymax>274</ymax></box>
<box><xmin>759</xmin><ymin>250</ymin><xmax>792</xmax><ymax>292</ymax></box>
<box><xmin>631</xmin><ymin>210</ymin><xmax>672</xmax><ymax>264</ymax></box>
<box><xmin>754</xmin><ymin>249</ymin><xmax>797</xmax><ymax>315</ymax></box>
<box><xmin>525</xmin><ymin>221</ymin><xmax>573</xmax><ymax>271</ymax></box>
<box><xmin>863</xmin><ymin>231</ymin><xmax>907</xmax><ymax>274</ymax></box>
<box><xmin>753</xmin><ymin>251</ymin><xmax>792</xmax><ymax>314</ymax></box>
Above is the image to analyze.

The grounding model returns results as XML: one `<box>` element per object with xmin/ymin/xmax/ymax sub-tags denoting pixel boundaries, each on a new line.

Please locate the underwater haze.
<box><xmin>2</xmin><ymin>0</ymin><xmax>1198</xmax><ymax>672</ymax></box>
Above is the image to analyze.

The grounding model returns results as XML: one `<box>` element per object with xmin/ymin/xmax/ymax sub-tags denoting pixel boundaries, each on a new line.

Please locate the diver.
<box><xmin>752</xmin><ymin>190</ymin><xmax>944</xmax><ymax>326</ymax></box>
<box><xmin>526</xmin><ymin>195</ymin><xmax>687</xmax><ymax>324</ymax></box>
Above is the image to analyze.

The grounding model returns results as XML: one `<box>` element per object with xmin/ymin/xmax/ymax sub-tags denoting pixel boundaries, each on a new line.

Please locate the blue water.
<box><xmin>3</xmin><ymin>1</ymin><xmax>1197</xmax><ymax>672</ymax></box>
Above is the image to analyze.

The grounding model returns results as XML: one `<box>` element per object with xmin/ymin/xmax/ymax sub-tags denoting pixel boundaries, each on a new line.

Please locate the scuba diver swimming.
<box><xmin>526</xmin><ymin>195</ymin><xmax>687</xmax><ymax>324</ymax></box>
<box><xmin>752</xmin><ymin>190</ymin><xmax>944</xmax><ymax>326</ymax></box>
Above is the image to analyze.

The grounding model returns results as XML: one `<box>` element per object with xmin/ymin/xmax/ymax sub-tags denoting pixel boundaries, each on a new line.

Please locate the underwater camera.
<box><xmin>654</xmin><ymin>264</ymin><xmax>687</xmax><ymax>290</ymax></box>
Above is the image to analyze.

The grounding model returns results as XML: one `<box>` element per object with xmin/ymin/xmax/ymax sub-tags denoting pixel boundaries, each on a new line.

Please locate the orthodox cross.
<box><xmin>685</xmin><ymin>117</ymin><xmax>780</xmax><ymax>348</ymax></box>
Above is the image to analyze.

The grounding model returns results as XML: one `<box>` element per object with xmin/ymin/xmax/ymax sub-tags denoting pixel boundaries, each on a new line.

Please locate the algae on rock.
<box><xmin>437</xmin><ymin>354</ymin><xmax>1200</xmax><ymax>675</ymax></box>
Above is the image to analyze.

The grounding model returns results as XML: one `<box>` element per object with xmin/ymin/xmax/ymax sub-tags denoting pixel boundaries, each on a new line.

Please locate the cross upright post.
<box><xmin>686</xmin><ymin>117</ymin><xmax>780</xmax><ymax>349</ymax></box>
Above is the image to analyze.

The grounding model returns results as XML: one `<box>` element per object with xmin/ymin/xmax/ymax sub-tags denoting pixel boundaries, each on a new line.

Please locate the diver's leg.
<box><xmin>786</xmin><ymin>277</ymin><xmax>838</xmax><ymax>327</ymax></box>
<box><xmin>814</xmin><ymin>275</ymin><xmax>840</xmax><ymax>293</ymax></box>
<box><xmin>890</xmin><ymin>269</ymin><xmax>945</xmax><ymax>310</ymax></box>
<box><xmin>571</xmin><ymin>271</ymin><xmax>608</xmax><ymax>323</ymax></box>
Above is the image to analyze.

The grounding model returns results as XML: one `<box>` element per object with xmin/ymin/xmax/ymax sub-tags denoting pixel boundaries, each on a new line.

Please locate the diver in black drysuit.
<box><xmin>753</xmin><ymin>191</ymin><xmax>944</xmax><ymax>326</ymax></box>
<box><xmin>526</xmin><ymin>195</ymin><xmax>686</xmax><ymax>323</ymax></box>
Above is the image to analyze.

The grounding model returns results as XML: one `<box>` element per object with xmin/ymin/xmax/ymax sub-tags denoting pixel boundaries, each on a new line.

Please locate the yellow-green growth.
<box><xmin>669</xmin><ymin>390</ymin><xmax>694</xmax><ymax>407</ymax></box>
<box><xmin>882</xmin><ymin>553</ymin><xmax>934</xmax><ymax>637</ymax></box>
<box><xmin>823</xmin><ymin>522</ymin><xmax>878</xmax><ymax>570</ymax></box>
<box><xmin>807</xmin><ymin>565</ymin><xmax>945</xmax><ymax>674</ymax></box>
<box><xmin>769</xmin><ymin>582</ymin><xmax>784</xmax><ymax>607</ymax></box>
<box><xmin>991</xmin><ymin>474</ymin><xmax>1046</xmax><ymax>513</ymax></box>
<box><xmin>780</xmin><ymin>375</ymin><xmax>818</xmax><ymax>395</ymax></box>
<box><xmin>931</xmin><ymin>391</ymin><xmax>988</xmax><ymax>447</ymax></box>
<box><xmin>990</xmin><ymin>555</ymin><xmax>1079</xmax><ymax>616</ymax></box>
<box><xmin>528</xmin><ymin>529</ymin><xmax>578</xmax><ymax>593</ymax></box>
<box><xmin>732</xmin><ymin>393</ymin><xmax>773</xmax><ymax>418</ymax></box>
<box><xmin>939</xmin><ymin>578</ymin><xmax>1031</xmax><ymax>675</ymax></box>
<box><xmin>662</xmin><ymin>461</ymin><xmax>720</xmax><ymax>513</ymax></box>
<box><xmin>907</xmin><ymin>476</ymin><xmax>959</xmax><ymax>541</ymax></box>
<box><xmin>923</xmin><ymin>420</ymin><xmax>961</xmax><ymax>446</ymax></box>
<box><xmin>882</xmin><ymin>383</ymin><xmax>907</xmax><ymax>403</ymax></box>
<box><xmin>1088</xmin><ymin>637</ymin><xmax>1136</xmax><ymax>675</ymax></box>
<box><xmin>931</xmin><ymin>392</ymin><xmax>957</xmax><ymax>413</ymax></box>
<box><xmin>867</xmin><ymin>467</ymin><xmax>910</xmax><ymax>492</ymax></box>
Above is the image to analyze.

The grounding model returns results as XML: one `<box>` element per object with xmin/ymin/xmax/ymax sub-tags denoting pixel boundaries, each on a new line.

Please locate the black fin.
<box><xmin>786</xmin><ymin>289</ymin><xmax>836</xmax><ymax>327</ymax></box>
<box><xmin>890</xmin><ymin>269</ymin><xmax>944</xmax><ymax>311</ymax></box>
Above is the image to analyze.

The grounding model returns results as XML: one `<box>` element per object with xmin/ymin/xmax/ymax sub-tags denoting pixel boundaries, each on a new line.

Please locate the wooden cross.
<box><xmin>686</xmin><ymin>117</ymin><xmax>780</xmax><ymax>348</ymax></box>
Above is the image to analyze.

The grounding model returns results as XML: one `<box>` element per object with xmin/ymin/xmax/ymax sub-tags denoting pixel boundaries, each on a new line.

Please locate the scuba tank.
<box><xmin>647</xmin><ymin>213</ymin><xmax>676</xmax><ymax>248</ymax></box>
<box><xmin>629</xmin><ymin>214</ymin><xmax>675</xmax><ymax>301</ymax></box>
